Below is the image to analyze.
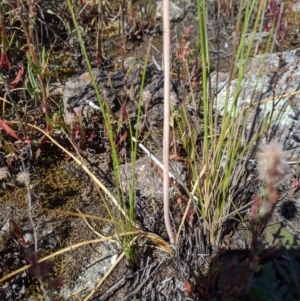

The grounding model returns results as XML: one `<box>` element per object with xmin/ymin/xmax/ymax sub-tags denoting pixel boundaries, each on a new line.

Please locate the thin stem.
<box><xmin>163</xmin><ymin>0</ymin><xmax>174</xmax><ymax>245</ymax></box>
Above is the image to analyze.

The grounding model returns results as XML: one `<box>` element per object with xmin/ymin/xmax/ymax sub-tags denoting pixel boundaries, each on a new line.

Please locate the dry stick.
<box><xmin>163</xmin><ymin>0</ymin><xmax>174</xmax><ymax>245</ymax></box>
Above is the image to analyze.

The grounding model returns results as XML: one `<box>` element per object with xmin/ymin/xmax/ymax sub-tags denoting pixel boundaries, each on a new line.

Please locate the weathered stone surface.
<box><xmin>120</xmin><ymin>156</ymin><xmax>186</xmax><ymax>200</ymax></box>
<box><xmin>155</xmin><ymin>1</ymin><xmax>185</xmax><ymax>21</ymax></box>
<box><xmin>63</xmin><ymin>59</ymin><xmax>179</xmax><ymax>127</ymax></box>
<box><xmin>212</xmin><ymin>51</ymin><xmax>300</xmax><ymax>160</ymax></box>
<box><xmin>292</xmin><ymin>3</ymin><xmax>300</xmax><ymax>12</ymax></box>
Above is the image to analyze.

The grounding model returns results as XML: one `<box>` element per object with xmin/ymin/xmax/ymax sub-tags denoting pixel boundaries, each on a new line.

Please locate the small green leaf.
<box><xmin>26</xmin><ymin>53</ymin><xmax>41</xmax><ymax>74</ymax></box>
<box><xmin>249</xmin><ymin>278</ymin><xmax>282</xmax><ymax>301</ymax></box>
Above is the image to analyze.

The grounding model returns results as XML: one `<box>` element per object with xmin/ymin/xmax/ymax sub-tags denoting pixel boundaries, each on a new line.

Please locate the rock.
<box><xmin>212</xmin><ymin>51</ymin><xmax>300</xmax><ymax>160</ymax></box>
<box><xmin>120</xmin><ymin>156</ymin><xmax>186</xmax><ymax>200</ymax></box>
<box><xmin>244</xmin><ymin>31</ymin><xmax>270</xmax><ymax>46</ymax></box>
<box><xmin>63</xmin><ymin>59</ymin><xmax>179</xmax><ymax>127</ymax></box>
<box><xmin>49</xmin><ymin>82</ymin><xmax>65</xmax><ymax>96</ymax></box>
<box><xmin>60</xmin><ymin>235</ymin><xmax>120</xmax><ymax>299</ymax></box>
<box><xmin>155</xmin><ymin>1</ymin><xmax>185</xmax><ymax>22</ymax></box>
<box><xmin>264</xmin><ymin>222</ymin><xmax>298</xmax><ymax>248</ymax></box>
<box><xmin>292</xmin><ymin>3</ymin><xmax>300</xmax><ymax>12</ymax></box>
<box><xmin>0</xmin><ymin>247</ymin><xmax>29</xmax><ymax>300</ymax></box>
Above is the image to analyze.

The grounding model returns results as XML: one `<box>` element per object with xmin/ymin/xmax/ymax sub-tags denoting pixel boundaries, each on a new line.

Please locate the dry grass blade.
<box><xmin>76</xmin><ymin>208</ymin><xmax>109</xmax><ymax>238</ymax></box>
<box><xmin>0</xmin><ymin>231</ymin><xmax>142</xmax><ymax>284</ymax></box>
<box><xmin>140</xmin><ymin>232</ymin><xmax>173</xmax><ymax>254</ymax></box>
<box><xmin>40</xmin><ymin>208</ymin><xmax>132</xmax><ymax>228</ymax></box>
<box><xmin>238</xmin><ymin>89</ymin><xmax>300</xmax><ymax>118</ymax></box>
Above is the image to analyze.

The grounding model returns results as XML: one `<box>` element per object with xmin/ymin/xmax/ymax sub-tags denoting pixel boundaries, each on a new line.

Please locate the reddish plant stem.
<box><xmin>12</xmin><ymin>0</ymin><xmax>51</xmax><ymax>129</ymax></box>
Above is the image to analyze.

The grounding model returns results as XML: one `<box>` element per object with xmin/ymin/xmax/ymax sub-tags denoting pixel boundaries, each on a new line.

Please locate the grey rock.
<box><xmin>292</xmin><ymin>3</ymin><xmax>300</xmax><ymax>12</ymax></box>
<box><xmin>244</xmin><ymin>31</ymin><xmax>270</xmax><ymax>46</ymax></box>
<box><xmin>212</xmin><ymin>51</ymin><xmax>300</xmax><ymax>159</ymax></box>
<box><xmin>63</xmin><ymin>59</ymin><xmax>179</xmax><ymax>127</ymax></box>
<box><xmin>120</xmin><ymin>156</ymin><xmax>186</xmax><ymax>200</ymax></box>
<box><xmin>155</xmin><ymin>1</ymin><xmax>185</xmax><ymax>22</ymax></box>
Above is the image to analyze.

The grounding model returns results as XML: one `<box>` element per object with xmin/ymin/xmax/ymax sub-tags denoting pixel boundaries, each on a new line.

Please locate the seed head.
<box><xmin>16</xmin><ymin>171</ymin><xmax>30</xmax><ymax>185</ymax></box>
<box><xmin>64</xmin><ymin>111</ymin><xmax>76</xmax><ymax>125</ymax></box>
<box><xmin>142</xmin><ymin>90</ymin><xmax>151</xmax><ymax>105</ymax></box>
<box><xmin>257</xmin><ymin>142</ymin><xmax>289</xmax><ymax>185</ymax></box>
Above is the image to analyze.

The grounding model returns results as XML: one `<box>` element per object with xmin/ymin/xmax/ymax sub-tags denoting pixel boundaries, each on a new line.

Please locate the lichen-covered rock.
<box><xmin>212</xmin><ymin>51</ymin><xmax>300</xmax><ymax>160</ymax></box>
